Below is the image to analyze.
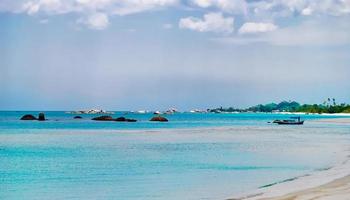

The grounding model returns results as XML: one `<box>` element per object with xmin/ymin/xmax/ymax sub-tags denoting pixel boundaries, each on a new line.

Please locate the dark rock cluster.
<box><xmin>20</xmin><ymin>113</ymin><xmax>46</xmax><ymax>121</ymax></box>
<box><xmin>92</xmin><ymin>116</ymin><xmax>137</xmax><ymax>122</ymax></box>
<box><xmin>150</xmin><ymin>116</ymin><xmax>168</xmax><ymax>122</ymax></box>
<box><xmin>20</xmin><ymin>113</ymin><xmax>169</xmax><ymax>123</ymax></box>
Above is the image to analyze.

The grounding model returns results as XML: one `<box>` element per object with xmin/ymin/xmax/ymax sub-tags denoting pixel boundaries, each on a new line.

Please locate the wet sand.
<box><xmin>264</xmin><ymin>175</ymin><xmax>350</xmax><ymax>200</ymax></box>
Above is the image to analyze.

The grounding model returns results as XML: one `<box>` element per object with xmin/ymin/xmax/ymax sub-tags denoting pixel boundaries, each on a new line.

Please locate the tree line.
<box><xmin>210</xmin><ymin>99</ymin><xmax>350</xmax><ymax>114</ymax></box>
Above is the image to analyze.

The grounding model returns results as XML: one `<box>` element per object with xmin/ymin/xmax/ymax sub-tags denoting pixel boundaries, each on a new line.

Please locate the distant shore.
<box><xmin>272</xmin><ymin>112</ymin><xmax>350</xmax><ymax>117</ymax></box>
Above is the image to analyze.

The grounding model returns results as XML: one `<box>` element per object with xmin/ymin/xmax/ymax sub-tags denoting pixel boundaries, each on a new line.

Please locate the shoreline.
<box><xmin>229</xmin><ymin>117</ymin><xmax>350</xmax><ymax>200</ymax></box>
<box><xmin>265</xmin><ymin>175</ymin><xmax>350</xmax><ymax>200</ymax></box>
<box><xmin>230</xmin><ymin>154</ymin><xmax>350</xmax><ymax>200</ymax></box>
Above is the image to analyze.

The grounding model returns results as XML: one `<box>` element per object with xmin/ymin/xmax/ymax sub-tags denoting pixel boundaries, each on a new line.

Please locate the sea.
<box><xmin>1</xmin><ymin>111</ymin><xmax>350</xmax><ymax>200</ymax></box>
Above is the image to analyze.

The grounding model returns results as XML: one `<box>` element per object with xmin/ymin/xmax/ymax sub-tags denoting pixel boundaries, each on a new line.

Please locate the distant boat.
<box><xmin>137</xmin><ymin>110</ymin><xmax>148</xmax><ymax>114</ymax></box>
<box><xmin>164</xmin><ymin>108</ymin><xmax>178</xmax><ymax>114</ymax></box>
<box><xmin>189</xmin><ymin>109</ymin><xmax>207</xmax><ymax>113</ymax></box>
<box><xmin>273</xmin><ymin>117</ymin><xmax>304</xmax><ymax>125</ymax></box>
<box><xmin>66</xmin><ymin>109</ymin><xmax>114</xmax><ymax>114</ymax></box>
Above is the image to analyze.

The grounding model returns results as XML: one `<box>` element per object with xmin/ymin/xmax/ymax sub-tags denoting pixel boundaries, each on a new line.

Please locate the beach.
<box><xmin>232</xmin><ymin>117</ymin><xmax>350</xmax><ymax>200</ymax></box>
<box><xmin>267</xmin><ymin>175</ymin><xmax>350</xmax><ymax>200</ymax></box>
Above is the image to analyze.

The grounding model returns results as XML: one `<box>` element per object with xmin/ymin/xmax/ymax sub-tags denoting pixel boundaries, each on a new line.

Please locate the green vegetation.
<box><xmin>210</xmin><ymin>98</ymin><xmax>350</xmax><ymax>114</ymax></box>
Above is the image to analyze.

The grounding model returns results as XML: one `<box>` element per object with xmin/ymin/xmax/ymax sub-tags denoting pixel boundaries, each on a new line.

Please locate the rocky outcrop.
<box><xmin>20</xmin><ymin>114</ymin><xmax>37</xmax><ymax>120</ymax></box>
<box><xmin>150</xmin><ymin>116</ymin><xmax>168</xmax><ymax>122</ymax></box>
<box><xmin>115</xmin><ymin>117</ymin><xmax>126</xmax><ymax>121</ymax></box>
<box><xmin>38</xmin><ymin>113</ymin><xmax>46</xmax><ymax>121</ymax></box>
<box><xmin>115</xmin><ymin>117</ymin><xmax>137</xmax><ymax>122</ymax></box>
<box><xmin>92</xmin><ymin>116</ymin><xmax>114</xmax><ymax>121</ymax></box>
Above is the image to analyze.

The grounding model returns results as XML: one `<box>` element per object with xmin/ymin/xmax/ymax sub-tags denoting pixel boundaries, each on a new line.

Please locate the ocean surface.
<box><xmin>1</xmin><ymin>111</ymin><xmax>350</xmax><ymax>200</ymax></box>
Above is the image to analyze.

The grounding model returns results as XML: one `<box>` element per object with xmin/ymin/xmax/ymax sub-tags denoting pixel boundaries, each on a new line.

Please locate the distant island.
<box><xmin>210</xmin><ymin>98</ymin><xmax>350</xmax><ymax>114</ymax></box>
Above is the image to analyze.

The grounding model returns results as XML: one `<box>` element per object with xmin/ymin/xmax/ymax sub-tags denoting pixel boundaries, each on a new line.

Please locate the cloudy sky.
<box><xmin>0</xmin><ymin>0</ymin><xmax>350</xmax><ymax>110</ymax></box>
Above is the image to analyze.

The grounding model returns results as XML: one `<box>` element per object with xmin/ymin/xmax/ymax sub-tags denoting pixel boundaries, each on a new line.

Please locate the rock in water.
<box><xmin>92</xmin><ymin>116</ymin><xmax>113</xmax><ymax>121</ymax></box>
<box><xmin>115</xmin><ymin>117</ymin><xmax>126</xmax><ymax>121</ymax></box>
<box><xmin>38</xmin><ymin>113</ymin><xmax>46</xmax><ymax>121</ymax></box>
<box><xmin>150</xmin><ymin>116</ymin><xmax>168</xmax><ymax>122</ymax></box>
<box><xmin>20</xmin><ymin>114</ymin><xmax>37</xmax><ymax>120</ymax></box>
<box><xmin>115</xmin><ymin>117</ymin><xmax>137</xmax><ymax>122</ymax></box>
<box><xmin>74</xmin><ymin>116</ymin><xmax>82</xmax><ymax>119</ymax></box>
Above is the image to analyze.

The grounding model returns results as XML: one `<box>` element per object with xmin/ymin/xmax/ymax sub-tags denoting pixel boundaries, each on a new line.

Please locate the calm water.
<box><xmin>1</xmin><ymin>112</ymin><xmax>350</xmax><ymax>199</ymax></box>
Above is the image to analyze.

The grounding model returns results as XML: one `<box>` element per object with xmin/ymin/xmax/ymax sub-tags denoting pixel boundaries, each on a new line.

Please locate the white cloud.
<box><xmin>191</xmin><ymin>0</ymin><xmax>247</xmax><ymax>14</ymax></box>
<box><xmin>1</xmin><ymin>0</ymin><xmax>178</xmax><ymax>29</ymax></box>
<box><xmin>111</xmin><ymin>0</ymin><xmax>178</xmax><ymax>15</ymax></box>
<box><xmin>238</xmin><ymin>22</ymin><xmax>278</xmax><ymax>34</ymax></box>
<box><xmin>78</xmin><ymin>12</ymin><xmax>110</xmax><ymax>30</ymax></box>
<box><xmin>1</xmin><ymin>0</ymin><xmax>350</xmax><ymax>32</ymax></box>
<box><xmin>21</xmin><ymin>0</ymin><xmax>71</xmax><ymax>15</ymax></box>
<box><xmin>2</xmin><ymin>0</ymin><xmax>350</xmax><ymax>18</ymax></box>
<box><xmin>218</xmin><ymin>19</ymin><xmax>350</xmax><ymax>46</ymax></box>
<box><xmin>22</xmin><ymin>1</ymin><xmax>40</xmax><ymax>15</ymax></box>
<box><xmin>250</xmin><ymin>0</ymin><xmax>350</xmax><ymax>18</ymax></box>
<box><xmin>301</xmin><ymin>7</ymin><xmax>313</xmax><ymax>15</ymax></box>
<box><xmin>179</xmin><ymin>12</ymin><xmax>234</xmax><ymax>33</ymax></box>
<box><xmin>16</xmin><ymin>0</ymin><xmax>179</xmax><ymax>16</ymax></box>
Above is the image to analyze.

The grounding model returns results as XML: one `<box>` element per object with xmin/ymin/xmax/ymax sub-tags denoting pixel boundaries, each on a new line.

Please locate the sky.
<box><xmin>0</xmin><ymin>0</ymin><xmax>350</xmax><ymax>111</ymax></box>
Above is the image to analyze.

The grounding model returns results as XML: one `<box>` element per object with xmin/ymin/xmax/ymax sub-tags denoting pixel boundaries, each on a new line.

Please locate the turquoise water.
<box><xmin>1</xmin><ymin>111</ymin><xmax>349</xmax><ymax>130</ymax></box>
<box><xmin>1</xmin><ymin>112</ymin><xmax>350</xmax><ymax>199</ymax></box>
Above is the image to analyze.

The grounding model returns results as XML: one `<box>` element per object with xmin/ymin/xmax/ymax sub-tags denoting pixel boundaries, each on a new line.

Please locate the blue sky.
<box><xmin>0</xmin><ymin>0</ymin><xmax>350</xmax><ymax>110</ymax></box>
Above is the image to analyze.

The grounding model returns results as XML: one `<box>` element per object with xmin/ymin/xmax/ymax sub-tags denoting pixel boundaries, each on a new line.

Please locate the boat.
<box><xmin>136</xmin><ymin>110</ymin><xmax>148</xmax><ymax>114</ymax></box>
<box><xmin>273</xmin><ymin>117</ymin><xmax>304</xmax><ymax>125</ymax></box>
<box><xmin>189</xmin><ymin>109</ymin><xmax>207</xmax><ymax>113</ymax></box>
<box><xmin>66</xmin><ymin>109</ymin><xmax>114</xmax><ymax>114</ymax></box>
<box><xmin>164</xmin><ymin>108</ymin><xmax>178</xmax><ymax>114</ymax></box>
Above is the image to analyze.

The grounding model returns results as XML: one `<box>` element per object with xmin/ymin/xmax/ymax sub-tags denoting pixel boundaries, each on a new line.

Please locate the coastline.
<box><xmin>1</xmin><ymin>113</ymin><xmax>350</xmax><ymax>199</ymax></box>
<box><xmin>230</xmin><ymin>117</ymin><xmax>350</xmax><ymax>200</ymax></box>
<box><xmin>264</xmin><ymin>175</ymin><xmax>350</xmax><ymax>200</ymax></box>
<box><xmin>230</xmin><ymin>151</ymin><xmax>350</xmax><ymax>200</ymax></box>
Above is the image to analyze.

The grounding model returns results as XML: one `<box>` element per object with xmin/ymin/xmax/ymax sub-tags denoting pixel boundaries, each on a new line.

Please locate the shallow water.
<box><xmin>1</xmin><ymin>112</ymin><xmax>350</xmax><ymax>199</ymax></box>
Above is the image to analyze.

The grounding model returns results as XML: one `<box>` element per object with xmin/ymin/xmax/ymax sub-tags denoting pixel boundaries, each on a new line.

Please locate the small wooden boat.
<box><xmin>273</xmin><ymin>117</ymin><xmax>304</xmax><ymax>125</ymax></box>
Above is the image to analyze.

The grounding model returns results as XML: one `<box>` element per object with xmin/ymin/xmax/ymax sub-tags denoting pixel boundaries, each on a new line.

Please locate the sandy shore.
<box><xmin>230</xmin><ymin>117</ymin><xmax>350</xmax><ymax>200</ymax></box>
<box><xmin>264</xmin><ymin>175</ymin><xmax>350</xmax><ymax>200</ymax></box>
<box><xmin>231</xmin><ymin>154</ymin><xmax>350</xmax><ymax>200</ymax></box>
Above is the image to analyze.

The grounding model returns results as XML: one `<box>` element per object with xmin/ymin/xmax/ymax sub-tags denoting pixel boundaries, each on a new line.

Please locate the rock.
<box><xmin>74</xmin><ymin>116</ymin><xmax>82</xmax><ymax>119</ymax></box>
<box><xmin>115</xmin><ymin>117</ymin><xmax>137</xmax><ymax>122</ymax></box>
<box><xmin>150</xmin><ymin>116</ymin><xmax>168</xmax><ymax>122</ymax></box>
<box><xmin>20</xmin><ymin>114</ymin><xmax>37</xmax><ymax>120</ymax></box>
<box><xmin>38</xmin><ymin>113</ymin><xmax>46</xmax><ymax>121</ymax></box>
<box><xmin>115</xmin><ymin>117</ymin><xmax>126</xmax><ymax>121</ymax></box>
<box><xmin>92</xmin><ymin>116</ymin><xmax>113</xmax><ymax>121</ymax></box>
